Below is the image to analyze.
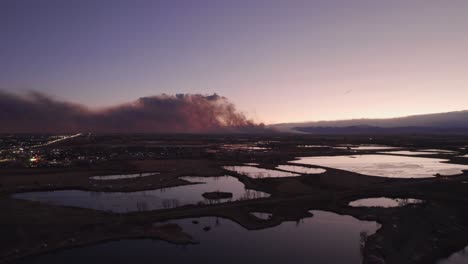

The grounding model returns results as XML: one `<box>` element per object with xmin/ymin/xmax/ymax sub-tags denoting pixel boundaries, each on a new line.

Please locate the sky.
<box><xmin>1</xmin><ymin>0</ymin><xmax>468</xmax><ymax>124</ymax></box>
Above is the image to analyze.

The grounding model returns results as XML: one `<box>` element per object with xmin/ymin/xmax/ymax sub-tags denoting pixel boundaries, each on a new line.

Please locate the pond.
<box><xmin>349</xmin><ymin>197</ymin><xmax>424</xmax><ymax>208</ymax></box>
<box><xmin>381</xmin><ymin>151</ymin><xmax>441</xmax><ymax>156</ymax></box>
<box><xmin>90</xmin><ymin>172</ymin><xmax>159</xmax><ymax>180</ymax></box>
<box><xmin>420</xmin><ymin>149</ymin><xmax>457</xmax><ymax>154</ymax></box>
<box><xmin>336</xmin><ymin>145</ymin><xmax>398</xmax><ymax>151</ymax></box>
<box><xmin>19</xmin><ymin>211</ymin><xmax>380</xmax><ymax>264</ymax></box>
<box><xmin>382</xmin><ymin>150</ymin><xmax>457</xmax><ymax>156</ymax></box>
<box><xmin>276</xmin><ymin>165</ymin><xmax>326</xmax><ymax>174</ymax></box>
<box><xmin>291</xmin><ymin>155</ymin><xmax>468</xmax><ymax>178</ymax></box>
<box><xmin>297</xmin><ymin>145</ymin><xmax>330</xmax><ymax>148</ymax></box>
<box><xmin>250</xmin><ymin>212</ymin><xmax>273</xmax><ymax>220</ymax></box>
<box><xmin>223</xmin><ymin>166</ymin><xmax>300</xmax><ymax>178</ymax></box>
<box><xmin>437</xmin><ymin>246</ymin><xmax>468</xmax><ymax>264</ymax></box>
<box><xmin>12</xmin><ymin>176</ymin><xmax>269</xmax><ymax>213</ymax></box>
<box><xmin>244</xmin><ymin>163</ymin><xmax>260</xmax><ymax>166</ymax></box>
<box><xmin>222</xmin><ymin>144</ymin><xmax>269</xmax><ymax>151</ymax></box>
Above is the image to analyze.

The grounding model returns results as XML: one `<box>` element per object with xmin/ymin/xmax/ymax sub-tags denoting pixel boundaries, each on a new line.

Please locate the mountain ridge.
<box><xmin>270</xmin><ymin>110</ymin><xmax>468</xmax><ymax>134</ymax></box>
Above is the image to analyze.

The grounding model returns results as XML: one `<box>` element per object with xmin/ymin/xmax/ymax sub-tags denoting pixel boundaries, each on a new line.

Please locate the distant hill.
<box><xmin>270</xmin><ymin>110</ymin><xmax>468</xmax><ymax>134</ymax></box>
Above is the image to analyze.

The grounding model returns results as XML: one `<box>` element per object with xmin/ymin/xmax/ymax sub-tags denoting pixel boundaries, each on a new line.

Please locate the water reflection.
<box><xmin>12</xmin><ymin>176</ymin><xmax>269</xmax><ymax>213</ymax></box>
<box><xmin>381</xmin><ymin>151</ymin><xmax>441</xmax><ymax>156</ymax></box>
<box><xmin>20</xmin><ymin>211</ymin><xmax>380</xmax><ymax>264</ymax></box>
<box><xmin>297</xmin><ymin>145</ymin><xmax>329</xmax><ymax>148</ymax></box>
<box><xmin>292</xmin><ymin>155</ymin><xmax>468</xmax><ymax>178</ymax></box>
<box><xmin>223</xmin><ymin>166</ymin><xmax>300</xmax><ymax>178</ymax></box>
<box><xmin>420</xmin><ymin>149</ymin><xmax>457</xmax><ymax>154</ymax></box>
<box><xmin>349</xmin><ymin>197</ymin><xmax>424</xmax><ymax>208</ymax></box>
<box><xmin>276</xmin><ymin>165</ymin><xmax>326</xmax><ymax>174</ymax></box>
<box><xmin>438</xmin><ymin>246</ymin><xmax>468</xmax><ymax>264</ymax></box>
<box><xmin>250</xmin><ymin>212</ymin><xmax>272</xmax><ymax>220</ymax></box>
<box><xmin>359</xmin><ymin>231</ymin><xmax>369</xmax><ymax>257</ymax></box>
<box><xmin>222</xmin><ymin>144</ymin><xmax>269</xmax><ymax>151</ymax></box>
<box><xmin>90</xmin><ymin>172</ymin><xmax>159</xmax><ymax>180</ymax></box>
<box><xmin>336</xmin><ymin>145</ymin><xmax>398</xmax><ymax>150</ymax></box>
<box><xmin>383</xmin><ymin>150</ymin><xmax>457</xmax><ymax>156</ymax></box>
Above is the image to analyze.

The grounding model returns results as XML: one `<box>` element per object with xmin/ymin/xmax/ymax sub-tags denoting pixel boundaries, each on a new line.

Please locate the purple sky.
<box><xmin>1</xmin><ymin>0</ymin><xmax>468</xmax><ymax>124</ymax></box>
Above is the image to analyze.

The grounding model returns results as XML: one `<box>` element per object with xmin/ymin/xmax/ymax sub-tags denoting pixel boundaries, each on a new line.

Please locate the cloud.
<box><xmin>0</xmin><ymin>91</ymin><xmax>265</xmax><ymax>133</ymax></box>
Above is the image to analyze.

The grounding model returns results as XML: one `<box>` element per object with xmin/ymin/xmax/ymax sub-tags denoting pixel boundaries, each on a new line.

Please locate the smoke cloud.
<box><xmin>0</xmin><ymin>91</ymin><xmax>264</xmax><ymax>133</ymax></box>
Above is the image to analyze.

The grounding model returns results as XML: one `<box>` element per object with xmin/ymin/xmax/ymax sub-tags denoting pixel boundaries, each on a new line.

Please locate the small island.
<box><xmin>202</xmin><ymin>191</ymin><xmax>233</xmax><ymax>200</ymax></box>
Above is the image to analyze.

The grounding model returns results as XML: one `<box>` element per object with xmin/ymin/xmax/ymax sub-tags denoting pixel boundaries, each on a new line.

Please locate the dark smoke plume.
<box><xmin>0</xmin><ymin>91</ymin><xmax>264</xmax><ymax>133</ymax></box>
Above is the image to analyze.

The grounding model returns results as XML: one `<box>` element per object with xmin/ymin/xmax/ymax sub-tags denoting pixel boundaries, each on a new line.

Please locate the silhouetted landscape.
<box><xmin>2</xmin><ymin>1</ymin><xmax>468</xmax><ymax>263</ymax></box>
<box><xmin>2</xmin><ymin>133</ymin><xmax>468</xmax><ymax>264</ymax></box>
<box><xmin>273</xmin><ymin>111</ymin><xmax>468</xmax><ymax>134</ymax></box>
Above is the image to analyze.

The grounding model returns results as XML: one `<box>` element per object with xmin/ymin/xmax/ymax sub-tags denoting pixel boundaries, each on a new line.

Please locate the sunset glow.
<box><xmin>1</xmin><ymin>0</ymin><xmax>467</xmax><ymax>124</ymax></box>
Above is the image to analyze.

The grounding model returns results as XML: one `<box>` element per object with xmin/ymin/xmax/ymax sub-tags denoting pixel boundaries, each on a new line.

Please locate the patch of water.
<box><xmin>383</xmin><ymin>150</ymin><xmax>457</xmax><ymax>156</ymax></box>
<box><xmin>437</xmin><ymin>246</ymin><xmax>468</xmax><ymax>264</ymax></box>
<box><xmin>297</xmin><ymin>145</ymin><xmax>329</xmax><ymax>148</ymax></box>
<box><xmin>349</xmin><ymin>197</ymin><xmax>423</xmax><ymax>208</ymax></box>
<box><xmin>222</xmin><ymin>144</ymin><xmax>269</xmax><ymax>151</ymax></box>
<box><xmin>12</xmin><ymin>176</ymin><xmax>269</xmax><ymax>213</ymax></box>
<box><xmin>90</xmin><ymin>172</ymin><xmax>159</xmax><ymax>180</ymax></box>
<box><xmin>244</xmin><ymin>163</ymin><xmax>260</xmax><ymax>166</ymax></box>
<box><xmin>250</xmin><ymin>212</ymin><xmax>272</xmax><ymax>220</ymax></box>
<box><xmin>335</xmin><ymin>145</ymin><xmax>397</xmax><ymax>150</ymax></box>
<box><xmin>276</xmin><ymin>165</ymin><xmax>326</xmax><ymax>174</ymax></box>
<box><xmin>20</xmin><ymin>211</ymin><xmax>380</xmax><ymax>264</ymax></box>
<box><xmin>420</xmin><ymin>149</ymin><xmax>457</xmax><ymax>154</ymax></box>
<box><xmin>223</xmin><ymin>166</ymin><xmax>300</xmax><ymax>178</ymax></box>
<box><xmin>292</xmin><ymin>155</ymin><xmax>468</xmax><ymax>178</ymax></box>
<box><xmin>381</xmin><ymin>151</ymin><xmax>439</xmax><ymax>156</ymax></box>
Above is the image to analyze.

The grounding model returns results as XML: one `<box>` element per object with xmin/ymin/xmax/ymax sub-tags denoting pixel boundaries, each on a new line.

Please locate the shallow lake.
<box><xmin>250</xmin><ymin>212</ymin><xmax>273</xmax><ymax>220</ymax></box>
<box><xmin>90</xmin><ymin>172</ymin><xmax>159</xmax><ymax>180</ymax></box>
<box><xmin>223</xmin><ymin>166</ymin><xmax>300</xmax><ymax>178</ymax></box>
<box><xmin>12</xmin><ymin>176</ymin><xmax>269</xmax><ymax>213</ymax></box>
<box><xmin>437</xmin><ymin>246</ymin><xmax>468</xmax><ymax>264</ymax></box>
<box><xmin>291</xmin><ymin>155</ymin><xmax>468</xmax><ymax>178</ymax></box>
<box><xmin>420</xmin><ymin>149</ymin><xmax>457</xmax><ymax>154</ymax></box>
<box><xmin>297</xmin><ymin>145</ymin><xmax>330</xmax><ymax>148</ymax></box>
<box><xmin>349</xmin><ymin>197</ymin><xmax>423</xmax><ymax>208</ymax></box>
<box><xmin>20</xmin><ymin>211</ymin><xmax>380</xmax><ymax>264</ymax></box>
<box><xmin>381</xmin><ymin>151</ymin><xmax>441</xmax><ymax>156</ymax></box>
<box><xmin>382</xmin><ymin>150</ymin><xmax>457</xmax><ymax>156</ymax></box>
<box><xmin>276</xmin><ymin>165</ymin><xmax>326</xmax><ymax>174</ymax></box>
<box><xmin>336</xmin><ymin>145</ymin><xmax>398</xmax><ymax>150</ymax></box>
<box><xmin>222</xmin><ymin>144</ymin><xmax>269</xmax><ymax>151</ymax></box>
